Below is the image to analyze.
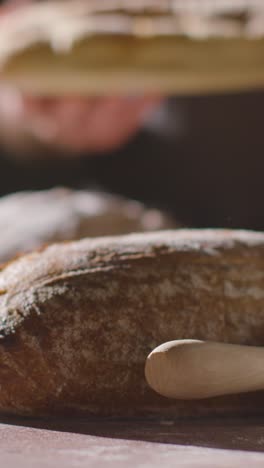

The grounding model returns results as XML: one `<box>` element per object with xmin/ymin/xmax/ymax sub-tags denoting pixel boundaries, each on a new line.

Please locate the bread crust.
<box><xmin>0</xmin><ymin>229</ymin><xmax>264</xmax><ymax>417</ymax></box>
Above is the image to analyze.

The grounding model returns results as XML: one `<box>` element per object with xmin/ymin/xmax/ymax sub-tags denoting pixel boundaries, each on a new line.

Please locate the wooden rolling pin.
<box><xmin>145</xmin><ymin>340</ymin><xmax>264</xmax><ymax>400</ymax></box>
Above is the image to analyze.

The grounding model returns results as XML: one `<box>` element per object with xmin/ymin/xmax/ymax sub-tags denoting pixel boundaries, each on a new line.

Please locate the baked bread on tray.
<box><xmin>0</xmin><ymin>0</ymin><xmax>263</xmax><ymax>95</ymax></box>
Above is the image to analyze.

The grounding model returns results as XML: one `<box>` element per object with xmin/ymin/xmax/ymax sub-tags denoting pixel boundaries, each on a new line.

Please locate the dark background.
<box><xmin>1</xmin><ymin>91</ymin><xmax>263</xmax><ymax>230</ymax></box>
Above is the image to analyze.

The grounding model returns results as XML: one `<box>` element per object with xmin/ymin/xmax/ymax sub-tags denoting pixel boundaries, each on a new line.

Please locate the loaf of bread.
<box><xmin>1</xmin><ymin>0</ymin><xmax>263</xmax><ymax>95</ymax></box>
<box><xmin>0</xmin><ymin>188</ymin><xmax>176</xmax><ymax>263</ymax></box>
<box><xmin>0</xmin><ymin>229</ymin><xmax>264</xmax><ymax>418</ymax></box>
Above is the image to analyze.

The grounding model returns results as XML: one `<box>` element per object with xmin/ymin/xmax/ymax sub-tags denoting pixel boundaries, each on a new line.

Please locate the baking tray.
<box><xmin>1</xmin><ymin>0</ymin><xmax>264</xmax><ymax>95</ymax></box>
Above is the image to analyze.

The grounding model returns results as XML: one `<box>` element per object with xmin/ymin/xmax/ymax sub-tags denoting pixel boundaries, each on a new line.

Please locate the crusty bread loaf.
<box><xmin>0</xmin><ymin>229</ymin><xmax>264</xmax><ymax>418</ymax></box>
<box><xmin>0</xmin><ymin>188</ymin><xmax>176</xmax><ymax>263</ymax></box>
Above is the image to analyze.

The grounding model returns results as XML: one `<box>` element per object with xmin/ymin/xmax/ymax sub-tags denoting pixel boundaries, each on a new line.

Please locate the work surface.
<box><xmin>1</xmin><ymin>416</ymin><xmax>264</xmax><ymax>467</ymax></box>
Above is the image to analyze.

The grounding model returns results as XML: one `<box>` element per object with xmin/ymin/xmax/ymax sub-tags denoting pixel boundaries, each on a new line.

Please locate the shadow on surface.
<box><xmin>0</xmin><ymin>415</ymin><xmax>264</xmax><ymax>453</ymax></box>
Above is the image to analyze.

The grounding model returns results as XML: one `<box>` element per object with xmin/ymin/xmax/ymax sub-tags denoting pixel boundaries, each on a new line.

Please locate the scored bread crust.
<box><xmin>0</xmin><ymin>229</ymin><xmax>264</xmax><ymax>418</ymax></box>
<box><xmin>0</xmin><ymin>0</ymin><xmax>264</xmax><ymax>95</ymax></box>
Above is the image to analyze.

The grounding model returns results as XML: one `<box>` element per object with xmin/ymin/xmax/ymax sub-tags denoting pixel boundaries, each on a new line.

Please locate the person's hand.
<box><xmin>1</xmin><ymin>89</ymin><xmax>162</xmax><ymax>154</ymax></box>
<box><xmin>24</xmin><ymin>95</ymin><xmax>162</xmax><ymax>153</ymax></box>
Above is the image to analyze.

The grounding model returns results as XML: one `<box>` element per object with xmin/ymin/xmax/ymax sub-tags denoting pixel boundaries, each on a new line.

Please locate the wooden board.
<box><xmin>1</xmin><ymin>416</ymin><xmax>264</xmax><ymax>467</ymax></box>
<box><xmin>1</xmin><ymin>1</ymin><xmax>264</xmax><ymax>95</ymax></box>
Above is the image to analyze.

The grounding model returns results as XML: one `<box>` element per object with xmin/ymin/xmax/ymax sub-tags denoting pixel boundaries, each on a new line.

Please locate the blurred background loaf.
<box><xmin>0</xmin><ymin>187</ymin><xmax>177</xmax><ymax>263</ymax></box>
